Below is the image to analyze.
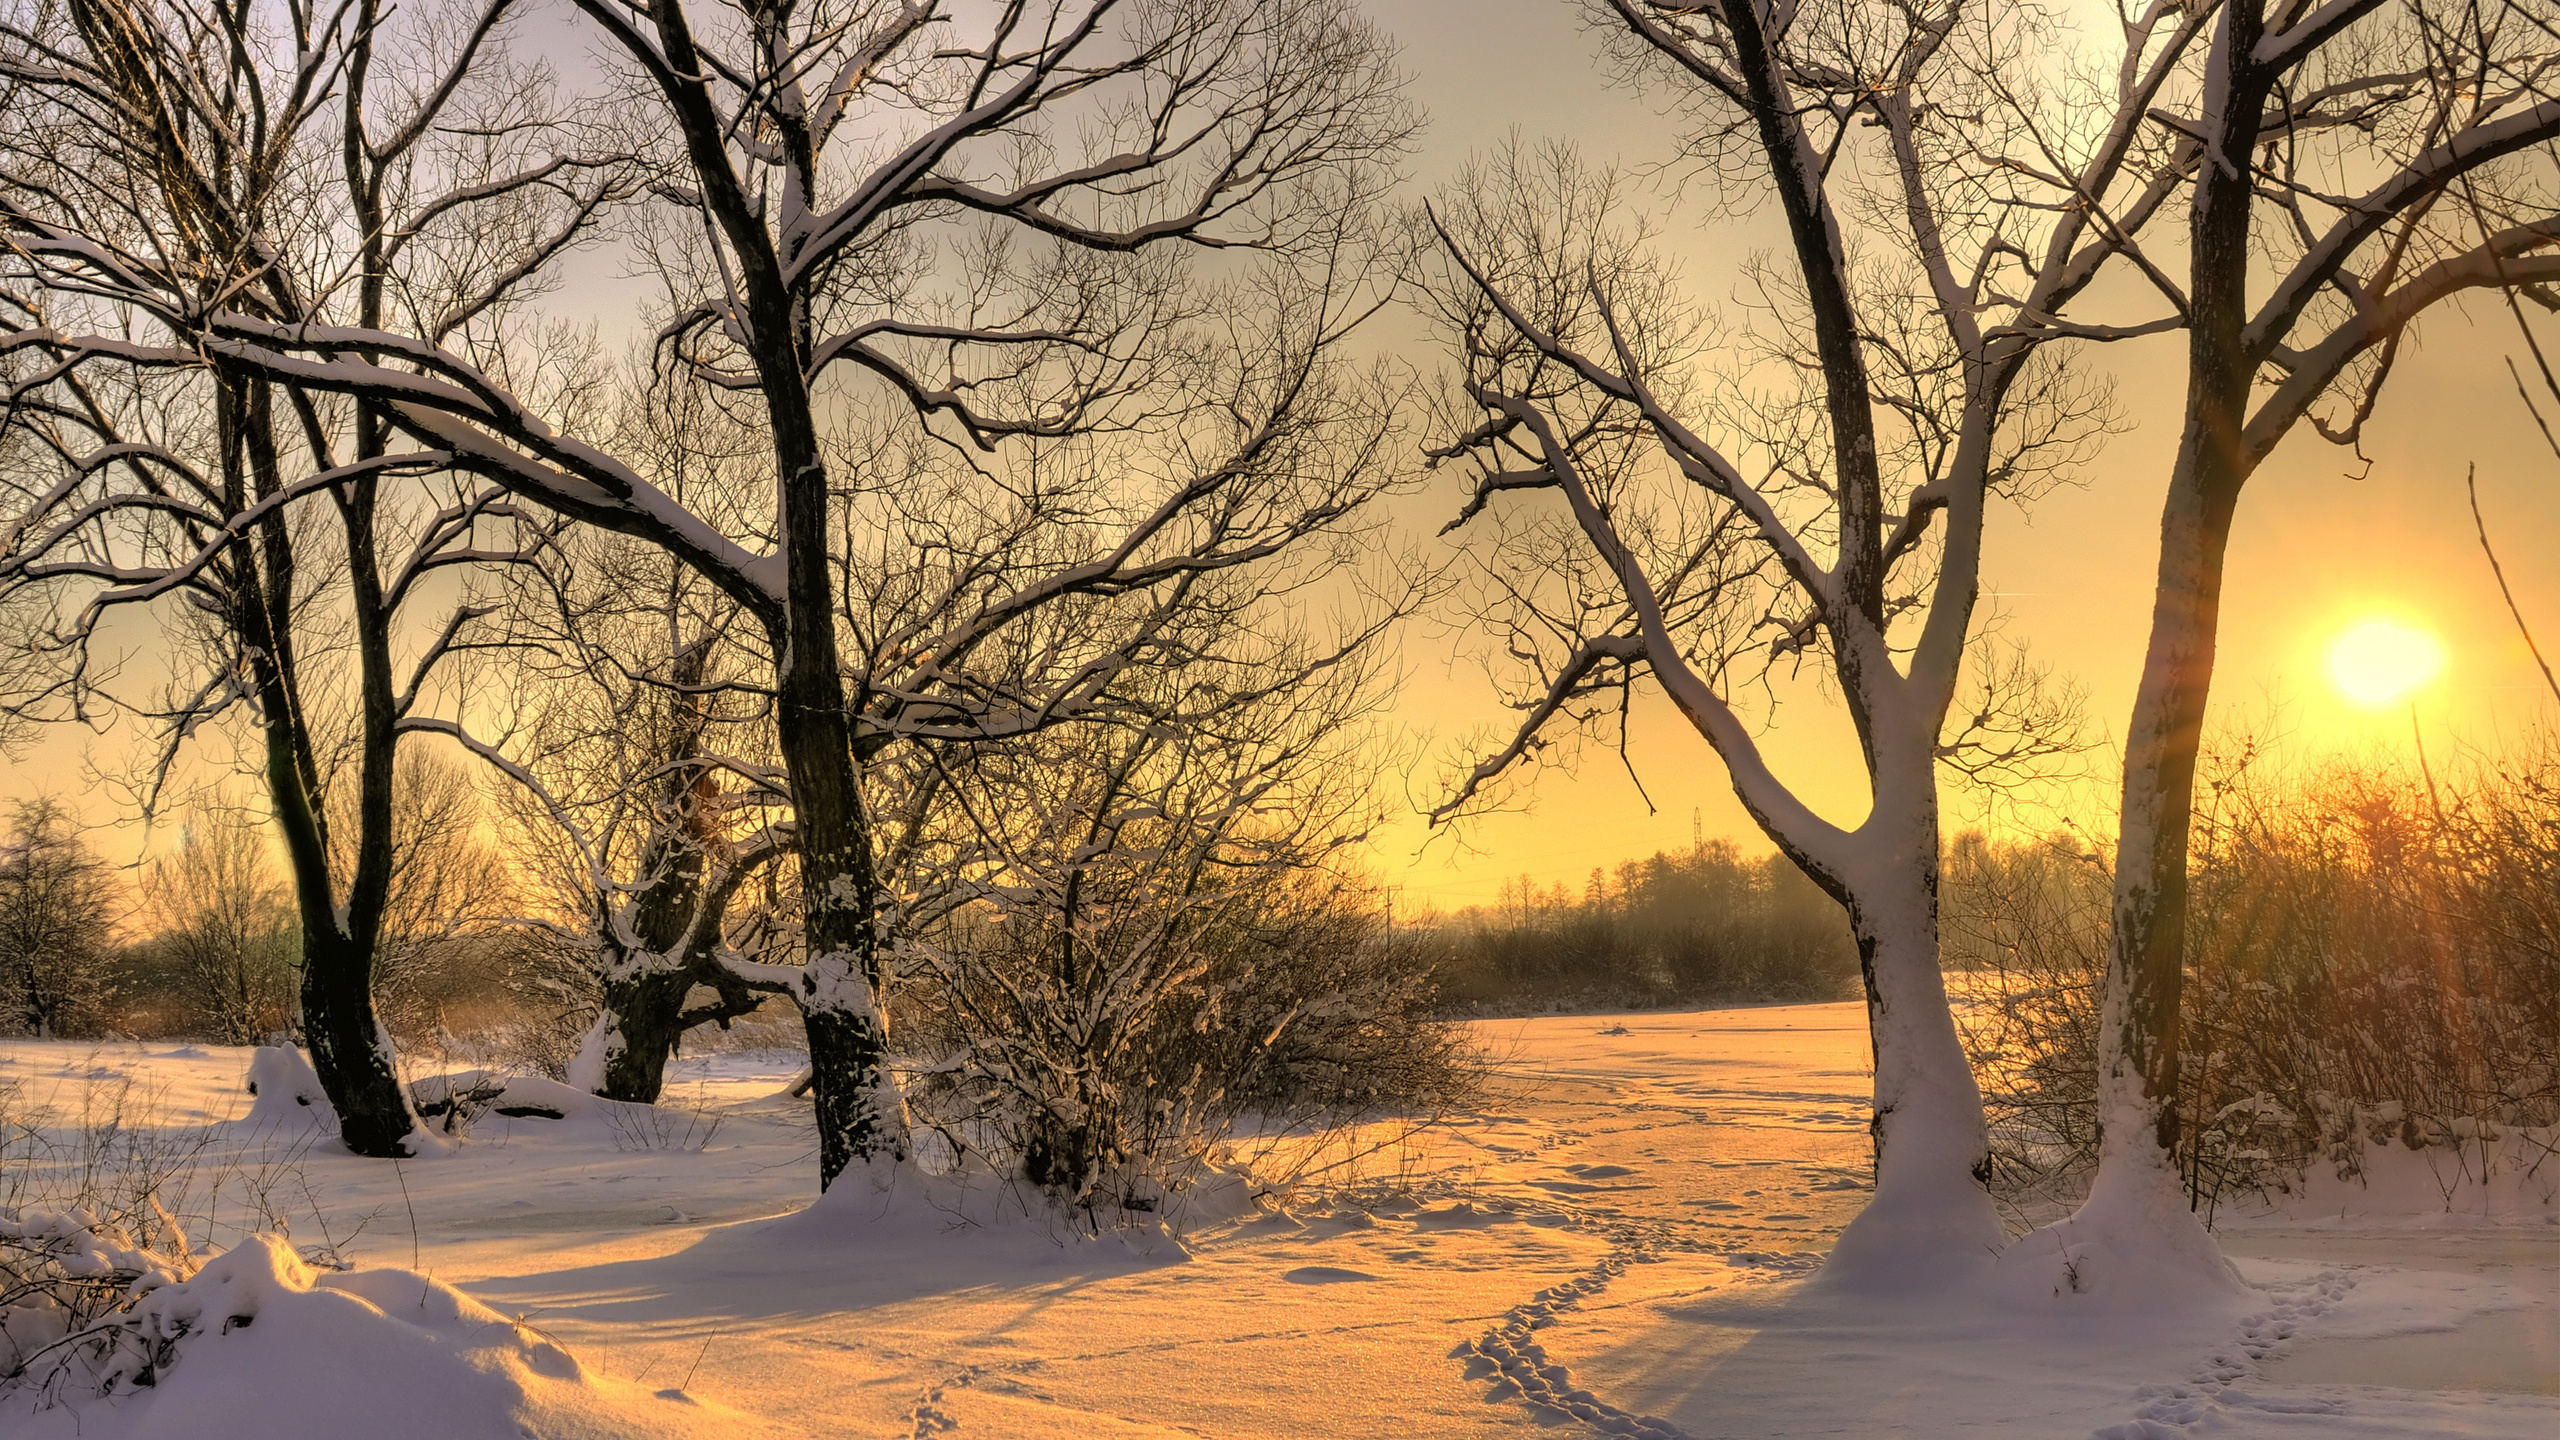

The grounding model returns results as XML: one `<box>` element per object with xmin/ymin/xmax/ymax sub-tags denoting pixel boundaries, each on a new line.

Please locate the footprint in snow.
<box><xmin>1284</xmin><ymin>1266</ymin><xmax>1381</xmax><ymax>1284</ymax></box>
<box><xmin>1565</xmin><ymin>1164</ymin><xmax>1636</xmax><ymax>1179</ymax></box>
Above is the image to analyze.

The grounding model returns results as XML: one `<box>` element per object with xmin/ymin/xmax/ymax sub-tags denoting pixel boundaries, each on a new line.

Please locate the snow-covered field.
<box><xmin>3</xmin><ymin>1003</ymin><xmax>2553</xmax><ymax>1438</ymax></box>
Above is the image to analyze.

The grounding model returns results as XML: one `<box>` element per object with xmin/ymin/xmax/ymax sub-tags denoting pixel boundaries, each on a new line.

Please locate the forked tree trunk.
<box><xmin>573</xmin><ymin>935</ymin><xmax>775</xmax><ymax>1105</ymax></box>
<box><xmin>283</xmin><ymin>6</ymin><xmax>420</xmax><ymax>1159</ymax></box>
<box><xmin>572</xmin><ymin>965</ymin><xmax>698</xmax><ymax>1104</ymax></box>
<box><xmin>222</xmin><ymin>369</ymin><xmax>416</xmax><ymax>1158</ymax></box>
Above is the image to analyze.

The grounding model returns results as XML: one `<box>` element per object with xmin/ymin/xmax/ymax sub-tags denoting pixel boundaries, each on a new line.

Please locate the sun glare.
<box><xmin>2329</xmin><ymin>619</ymin><xmax>2445</xmax><ymax>705</ymax></box>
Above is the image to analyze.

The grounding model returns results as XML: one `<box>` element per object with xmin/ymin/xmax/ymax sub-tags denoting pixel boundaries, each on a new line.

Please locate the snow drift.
<box><xmin>6</xmin><ymin>1234</ymin><xmax>792</xmax><ymax>1440</ymax></box>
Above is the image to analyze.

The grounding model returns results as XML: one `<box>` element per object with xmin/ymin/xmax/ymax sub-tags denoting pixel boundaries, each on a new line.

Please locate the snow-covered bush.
<box><xmin>1953</xmin><ymin>740</ymin><xmax>2560</xmax><ymax>1219</ymax></box>
<box><xmin>3</xmin><ymin>1231</ymin><xmax>770</xmax><ymax>1439</ymax></box>
<box><xmin>0</xmin><ymin>1206</ymin><xmax>194</xmax><ymax>1393</ymax></box>
<box><xmin>2</xmin><ymin>1053</ymin><xmax>368</xmax><ymax>1395</ymax></box>
<box><xmin>894</xmin><ymin>678</ymin><xmax>1480</xmax><ymax>1226</ymax></box>
<box><xmin>907</xmin><ymin>863</ymin><xmax>1478</xmax><ymax>1225</ymax></box>
<box><xmin>2</xmin><ymin>1076</ymin><xmax>205</xmax><ymax>1390</ymax></box>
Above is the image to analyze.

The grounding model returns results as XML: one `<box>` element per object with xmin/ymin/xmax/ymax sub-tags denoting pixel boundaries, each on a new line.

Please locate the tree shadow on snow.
<box><xmin>1529</xmin><ymin>1264</ymin><xmax>2249</xmax><ymax>1439</ymax></box>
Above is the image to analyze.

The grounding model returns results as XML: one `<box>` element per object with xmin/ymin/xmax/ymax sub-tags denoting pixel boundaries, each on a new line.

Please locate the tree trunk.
<box><xmin>2033</xmin><ymin>4</ymin><xmax>2266</xmax><ymax>1299</ymax></box>
<box><xmin>220</xmin><ymin>368</ymin><xmax>415</xmax><ymax>1158</ymax></box>
<box><xmin>309</xmin><ymin>0</ymin><xmax>418</xmax><ymax>1160</ymax></box>
<box><xmin>771</xmin><ymin>451</ymin><xmax>905</xmax><ymax>1188</ymax></box>
<box><xmin>300</xmin><ymin>925</ymin><xmax>414</xmax><ymax>1155</ymax></box>
<box><xmin>1815</xmin><ymin>823</ymin><xmax>2006</xmax><ymax>1288</ymax></box>
<box><xmin>570</xmin><ymin>964</ymin><xmax>696</xmax><ymax>1104</ymax></box>
<box><xmin>2062</xmin><ymin>397</ymin><xmax>2256</xmax><ymax>1301</ymax></box>
<box><xmin>571</xmin><ymin>941</ymin><xmax>773</xmax><ymax>1104</ymax></box>
<box><xmin>2096</xmin><ymin>447</ymin><xmax>2236</xmax><ymax>1205</ymax></box>
<box><xmin>2082</xmin><ymin>0</ymin><xmax>2270</xmax><ymax>1255</ymax></box>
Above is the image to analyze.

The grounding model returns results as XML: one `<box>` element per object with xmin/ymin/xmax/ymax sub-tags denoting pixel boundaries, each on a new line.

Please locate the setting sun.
<box><xmin>2330</xmin><ymin>619</ymin><xmax>2447</xmax><ymax>704</ymax></box>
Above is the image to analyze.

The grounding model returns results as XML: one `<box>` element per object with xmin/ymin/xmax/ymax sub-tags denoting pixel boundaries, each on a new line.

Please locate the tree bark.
<box><xmin>769</xmin><ymin>390</ymin><xmax>901</xmax><ymax>1186</ymax></box>
<box><xmin>2096</xmin><ymin>0</ymin><xmax>2274</xmax><ymax>1204</ymax></box>
<box><xmin>1805</xmin><ymin>783</ymin><xmax>2006</xmax><ymax>1285</ymax></box>
<box><xmin>299</xmin><ymin>925</ymin><xmax>414</xmax><ymax>1154</ymax></box>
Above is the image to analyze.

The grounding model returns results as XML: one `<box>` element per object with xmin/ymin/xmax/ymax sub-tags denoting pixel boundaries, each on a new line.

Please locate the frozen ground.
<box><xmin>3</xmin><ymin>1003</ymin><xmax>2553</xmax><ymax>1438</ymax></box>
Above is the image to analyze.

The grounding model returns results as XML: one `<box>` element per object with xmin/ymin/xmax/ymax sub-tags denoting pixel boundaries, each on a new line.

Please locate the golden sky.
<box><xmin>1355</xmin><ymin>0</ymin><xmax>2560</xmax><ymax>912</ymax></box>
<box><xmin>8</xmin><ymin>1</ymin><xmax>2556</xmax><ymax>917</ymax></box>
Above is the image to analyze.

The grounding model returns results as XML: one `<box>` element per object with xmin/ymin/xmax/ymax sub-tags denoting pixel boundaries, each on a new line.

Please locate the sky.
<box><xmin>1349</xmin><ymin>0</ymin><xmax>2560</xmax><ymax>911</ymax></box>
<box><xmin>7</xmin><ymin>0</ymin><xmax>2558</xmax><ymax>917</ymax></box>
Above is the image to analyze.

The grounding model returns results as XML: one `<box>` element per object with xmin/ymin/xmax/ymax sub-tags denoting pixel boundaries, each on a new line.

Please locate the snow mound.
<box><xmin>411</xmin><ymin>1069</ymin><xmax>600</xmax><ymax>1124</ymax></box>
<box><xmin>2221</xmin><ymin>1130</ymin><xmax>2560</xmax><ymax>1230</ymax></box>
<box><xmin>685</xmin><ymin>1155</ymin><xmax>1197</xmax><ymax>1297</ymax></box>
<box><xmin>9</xmin><ymin>1235</ymin><xmax>792</xmax><ymax>1440</ymax></box>
<box><xmin>237</xmin><ymin>1047</ymin><xmax>334</xmax><ymax>1131</ymax></box>
<box><xmin>407</xmin><ymin>1070</ymin><xmax>741</xmax><ymax>1155</ymax></box>
<box><xmin>1989</xmin><ymin>1160</ymin><xmax>2250</xmax><ymax>1311</ymax></box>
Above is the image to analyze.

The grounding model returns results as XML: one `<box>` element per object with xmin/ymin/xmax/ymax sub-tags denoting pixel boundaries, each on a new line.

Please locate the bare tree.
<box><xmin>2</xmin><ymin>0</ymin><xmax>1419</xmax><ymax>1190</ymax></box>
<box><xmin>899</xmin><ymin>627</ymin><xmax>1406</xmax><ymax>1222</ymax></box>
<box><xmin>143</xmin><ymin>808</ymin><xmax>299</xmax><ymax>1046</ymax></box>
<box><xmin>0</xmin><ymin>797</ymin><xmax>118</xmax><ymax>1037</ymax></box>
<box><xmin>489</xmin><ymin>530</ymin><xmax>793</xmax><ymax>1103</ymax></box>
<box><xmin>2083</xmin><ymin>0</ymin><xmax>2560</xmax><ymax>1281</ymax></box>
<box><xmin>0</xmin><ymin>0</ymin><xmax>631</xmax><ymax>1153</ymax></box>
<box><xmin>1416</xmin><ymin>0</ymin><xmax>2200</xmax><ymax>1285</ymax></box>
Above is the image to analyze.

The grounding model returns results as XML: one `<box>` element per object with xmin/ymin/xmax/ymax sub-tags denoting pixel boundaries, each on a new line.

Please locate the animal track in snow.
<box><xmin>2089</xmin><ymin>1267</ymin><xmax>2361</xmax><ymax>1439</ymax></box>
<box><xmin>1454</xmin><ymin>1241</ymin><xmax>1694</xmax><ymax>1439</ymax></box>
<box><xmin>907</xmin><ymin>1364</ymin><xmax>980</xmax><ymax>1438</ymax></box>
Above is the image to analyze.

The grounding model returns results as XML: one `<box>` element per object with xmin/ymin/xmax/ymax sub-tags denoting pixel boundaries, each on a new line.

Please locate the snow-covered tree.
<box><xmin>1416</xmin><ymin>0</ymin><xmax>2202</xmax><ymax>1287</ymax></box>
<box><xmin>473</xmin><ymin>381</ymin><xmax>793</xmax><ymax>1104</ymax></box>
<box><xmin>0</xmin><ymin>0</ymin><xmax>1421</xmax><ymax>1189</ymax></box>
<box><xmin>0</xmin><ymin>0</ymin><xmax>633</xmax><ymax>1154</ymax></box>
<box><xmin>2072</xmin><ymin>0</ymin><xmax>2560</xmax><ymax>1291</ymax></box>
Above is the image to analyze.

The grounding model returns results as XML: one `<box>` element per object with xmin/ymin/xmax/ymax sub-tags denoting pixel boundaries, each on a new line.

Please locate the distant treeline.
<box><xmin>1415</xmin><ymin>839</ymin><xmax>1860</xmax><ymax>1011</ymax></box>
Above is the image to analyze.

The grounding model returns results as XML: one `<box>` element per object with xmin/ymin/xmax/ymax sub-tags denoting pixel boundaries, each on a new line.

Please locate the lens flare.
<box><xmin>2329</xmin><ymin>620</ymin><xmax>2445</xmax><ymax>705</ymax></box>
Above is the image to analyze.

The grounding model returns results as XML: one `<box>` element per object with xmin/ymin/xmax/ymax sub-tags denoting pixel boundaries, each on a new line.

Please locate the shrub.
<box><xmin>1954</xmin><ymin>738</ymin><xmax>2560</xmax><ymax>1216</ymax></box>
<box><xmin>0</xmin><ymin>798</ymin><xmax>119</xmax><ymax>1039</ymax></box>
<box><xmin>905</xmin><ymin>866</ymin><xmax>1480</xmax><ymax>1224</ymax></box>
